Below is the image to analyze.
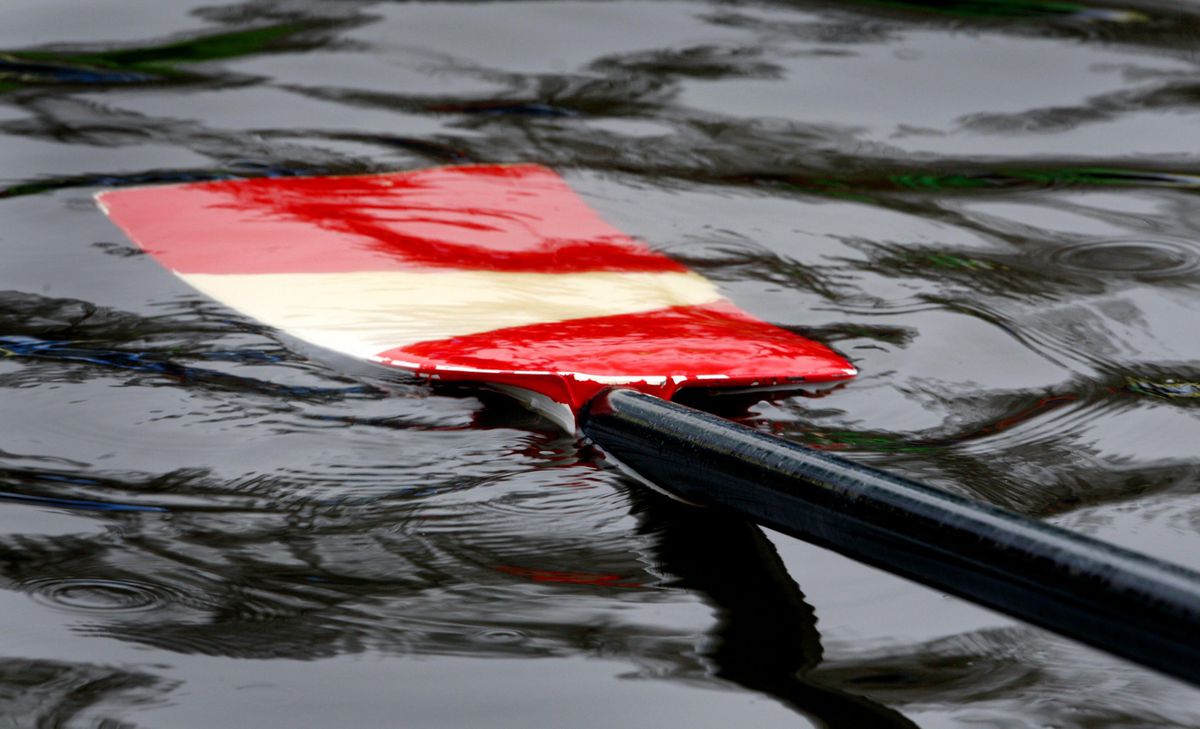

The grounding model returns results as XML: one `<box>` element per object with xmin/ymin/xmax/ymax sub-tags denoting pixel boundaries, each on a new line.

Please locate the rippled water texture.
<box><xmin>3</xmin><ymin>0</ymin><xmax>1200</xmax><ymax>726</ymax></box>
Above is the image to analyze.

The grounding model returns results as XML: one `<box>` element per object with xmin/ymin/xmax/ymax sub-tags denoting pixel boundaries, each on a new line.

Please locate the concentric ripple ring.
<box><xmin>23</xmin><ymin>577</ymin><xmax>169</xmax><ymax>614</ymax></box>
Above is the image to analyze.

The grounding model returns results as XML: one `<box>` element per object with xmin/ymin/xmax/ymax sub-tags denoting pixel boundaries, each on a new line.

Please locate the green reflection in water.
<box><xmin>759</xmin><ymin>167</ymin><xmax>1200</xmax><ymax>205</ymax></box>
<box><xmin>848</xmin><ymin>0</ymin><xmax>1146</xmax><ymax>22</ymax></box>
<box><xmin>888</xmin><ymin>167</ymin><xmax>1200</xmax><ymax>191</ymax></box>
<box><xmin>793</xmin><ymin>430</ymin><xmax>938</xmax><ymax>453</ymax></box>
<box><xmin>0</xmin><ymin>173</ymin><xmax>218</xmax><ymax>200</ymax></box>
<box><xmin>1126</xmin><ymin>378</ymin><xmax>1200</xmax><ymax>399</ymax></box>
<box><xmin>905</xmin><ymin>251</ymin><xmax>997</xmax><ymax>270</ymax></box>
<box><xmin>772</xmin><ymin>166</ymin><xmax>1200</xmax><ymax>197</ymax></box>
<box><xmin>0</xmin><ymin>22</ymin><xmax>309</xmax><ymax>87</ymax></box>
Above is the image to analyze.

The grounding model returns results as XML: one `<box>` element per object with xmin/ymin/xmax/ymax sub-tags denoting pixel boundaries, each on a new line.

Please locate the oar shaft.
<box><xmin>580</xmin><ymin>389</ymin><xmax>1200</xmax><ymax>687</ymax></box>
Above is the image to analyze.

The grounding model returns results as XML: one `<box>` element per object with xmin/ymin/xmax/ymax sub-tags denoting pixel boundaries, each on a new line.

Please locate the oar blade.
<box><xmin>96</xmin><ymin>164</ymin><xmax>856</xmax><ymax>421</ymax></box>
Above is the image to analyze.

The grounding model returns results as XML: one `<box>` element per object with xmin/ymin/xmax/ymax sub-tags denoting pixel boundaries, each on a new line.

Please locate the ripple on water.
<box><xmin>1046</xmin><ymin>237</ymin><xmax>1200</xmax><ymax>281</ymax></box>
<box><xmin>819</xmin><ymin>625</ymin><xmax>1200</xmax><ymax>728</ymax></box>
<box><xmin>23</xmin><ymin>577</ymin><xmax>170</xmax><ymax>614</ymax></box>
<box><xmin>472</xmin><ymin>628</ymin><xmax>526</xmax><ymax>644</ymax></box>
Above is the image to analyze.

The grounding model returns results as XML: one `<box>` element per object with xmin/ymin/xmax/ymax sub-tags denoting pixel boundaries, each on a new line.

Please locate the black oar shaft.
<box><xmin>580</xmin><ymin>389</ymin><xmax>1200</xmax><ymax>687</ymax></box>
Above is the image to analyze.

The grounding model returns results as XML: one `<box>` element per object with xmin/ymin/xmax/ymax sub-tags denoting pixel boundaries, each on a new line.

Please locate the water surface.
<box><xmin>2</xmin><ymin>0</ymin><xmax>1200</xmax><ymax>726</ymax></box>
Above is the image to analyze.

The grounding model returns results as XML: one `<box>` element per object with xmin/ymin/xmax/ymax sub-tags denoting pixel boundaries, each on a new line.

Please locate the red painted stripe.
<box><xmin>378</xmin><ymin>302</ymin><xmax>855</xmax><ymax>409</ymax></box>
<box><xmin>98</xmin><ymin>164</ymin><xmax>685</xmax><ymax>275</ymax></box>
<box><xmin>494</xmin><ymin>565</ymin><xmax>642</xmax><ymax>588</ymax></box>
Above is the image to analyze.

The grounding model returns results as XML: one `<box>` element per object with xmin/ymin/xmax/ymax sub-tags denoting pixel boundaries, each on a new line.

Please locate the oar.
<box><xmin>96</xmin><ymin>163</ymin><xmax>1200</xmax><ymax>686</ymax></box>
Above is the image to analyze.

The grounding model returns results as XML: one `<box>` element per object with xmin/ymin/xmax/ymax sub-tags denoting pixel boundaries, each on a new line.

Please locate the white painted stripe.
<box><xmin>180</xmin><ymin>270</ymin><xmax>722</xmax><ymax>359</ymax></box>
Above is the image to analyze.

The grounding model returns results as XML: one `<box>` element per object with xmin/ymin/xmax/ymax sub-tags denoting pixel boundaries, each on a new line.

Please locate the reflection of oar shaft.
<box><xmin>638</xmin><ymin>495</ymin><xmax>920</xmax><ymax>728</ymax></box>
<box><xmin>582</xmin><ymin>388</ymin><xmax>1200</xmax><ymax>687</ymax></box>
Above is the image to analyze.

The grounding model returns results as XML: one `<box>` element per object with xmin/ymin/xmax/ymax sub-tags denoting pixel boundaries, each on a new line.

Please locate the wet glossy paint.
<box><xmin>98</xmin><ymin>165</ymin><xmax>856</xmax><ymax>412</ymax></box>
<box><xmin>97</xmin><ymin>165</ymin><xmax>688</xmax><ymax>274</ymax></box>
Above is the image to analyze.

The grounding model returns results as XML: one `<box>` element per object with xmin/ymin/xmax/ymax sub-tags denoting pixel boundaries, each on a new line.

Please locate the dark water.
<box><xmin>3</xmin><ymin>0</ymin><xmax>1200</xmax><ymax>726</ymax></box>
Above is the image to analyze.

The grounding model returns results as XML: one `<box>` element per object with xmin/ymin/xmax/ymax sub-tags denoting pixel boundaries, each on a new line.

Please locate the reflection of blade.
<box><xmin>495</xmin><ymin>564</ymin><xmax>643</xmax><ymax>588</ymax></box>
<box><xmin>631</xmin><ymin>494</ymin><xmax>919</xmax><ymax>729</ymax></box>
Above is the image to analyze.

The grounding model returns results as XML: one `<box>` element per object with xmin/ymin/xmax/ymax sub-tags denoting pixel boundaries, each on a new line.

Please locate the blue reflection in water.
<box><xmin>0</xmin><ymin>336</ymin><xmax>374</xmax><ymax>399</ymax></box>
